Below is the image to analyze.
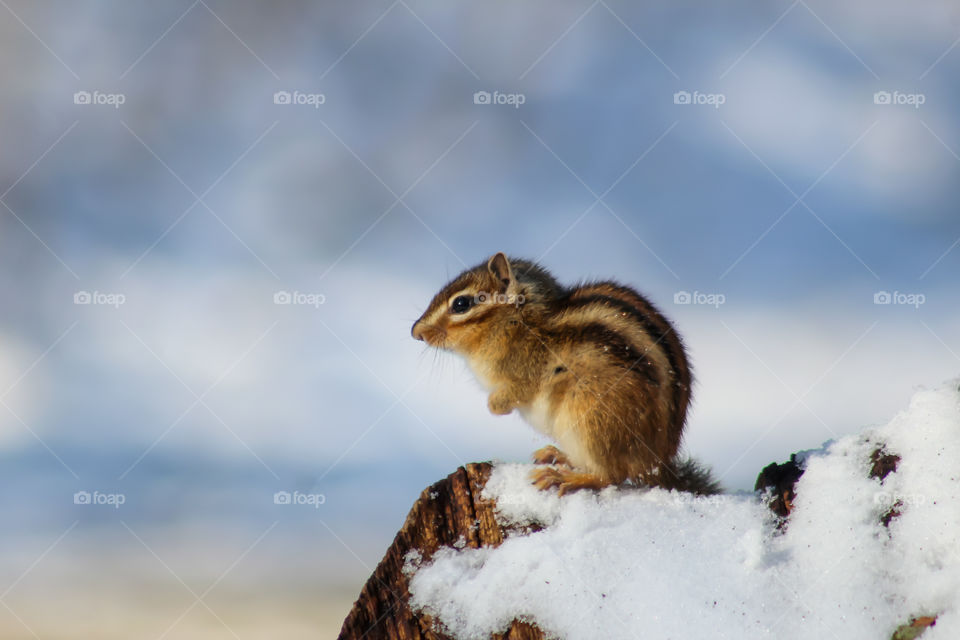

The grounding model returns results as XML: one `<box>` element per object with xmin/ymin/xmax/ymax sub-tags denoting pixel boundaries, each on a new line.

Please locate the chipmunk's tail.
<box><xmin>661</xmin><ymin>457</ymin><xmax>722</xmax><ymax>495</ymax></box>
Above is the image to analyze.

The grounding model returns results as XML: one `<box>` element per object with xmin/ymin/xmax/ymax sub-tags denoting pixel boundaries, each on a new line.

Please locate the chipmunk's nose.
<box><xmin>411</xmin><ymin>320</ymin><xmax>425</xmax><ymax>341</ymax></box>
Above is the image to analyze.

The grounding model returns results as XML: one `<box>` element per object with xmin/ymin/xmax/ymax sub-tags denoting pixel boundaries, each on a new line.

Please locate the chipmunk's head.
<box><xmin>411</xmin><ymin>252</ymin><xmax>561</xmax><ymax>353</ymax></box>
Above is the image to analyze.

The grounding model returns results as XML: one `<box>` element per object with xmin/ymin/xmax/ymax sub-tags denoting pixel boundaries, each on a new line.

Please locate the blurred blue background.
<box><xmin>1</xmin><ymin>1</ymin><xmax>958</xmax><ymax>637</ymax></box>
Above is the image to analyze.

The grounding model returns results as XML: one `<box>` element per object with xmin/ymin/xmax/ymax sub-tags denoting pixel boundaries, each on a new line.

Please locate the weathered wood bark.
<box><xmin>337</xmin><ymin>462</ymin><xmax>546</xmax><ymax>640</ymax></box>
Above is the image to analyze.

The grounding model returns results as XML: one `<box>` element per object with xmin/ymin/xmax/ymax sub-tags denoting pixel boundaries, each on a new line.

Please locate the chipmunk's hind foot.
<box><xmin>530</xmin><ymin>467</ymin><xmax>608</xmax><ymax>496</ymax></box>
<box><xmin>531</xmin><ymin>445</ymin><xmax>572</xmax><ymax>467</ymax></box>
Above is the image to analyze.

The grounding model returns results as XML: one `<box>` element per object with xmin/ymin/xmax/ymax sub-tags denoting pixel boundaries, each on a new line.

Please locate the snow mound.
<box><xmin>408</xmin><ymin>381</ymin><xmax>960</xmax><ymax>639</ymax></box>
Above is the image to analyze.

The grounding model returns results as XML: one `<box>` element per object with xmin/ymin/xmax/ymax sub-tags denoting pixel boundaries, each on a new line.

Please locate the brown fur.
<box><xmin>412</xmin><ymin>253</ymin><xmax>712</xmax><ymax>494</ymax></box>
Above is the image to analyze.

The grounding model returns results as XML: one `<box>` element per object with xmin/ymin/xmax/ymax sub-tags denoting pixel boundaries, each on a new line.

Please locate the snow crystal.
<box><xmin>402</xmin><ymin>549</ymin><xmax>424</xmax><ymax>578</ymax></box>
<box><xmin>408</xmin><ymin>380</ymin><xmax>960</xmax><ymax>639</ymax></box>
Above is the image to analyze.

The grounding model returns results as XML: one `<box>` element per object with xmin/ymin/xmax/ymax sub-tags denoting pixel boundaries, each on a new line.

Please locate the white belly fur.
<box><xmin>467</xmin><ymin>357</ymin><xmax>596</xmax><ymax>474</ymax></box>
<box><xmin>520</xmin><ymin>392</ymin><xmax>594</xmax><ymax>473</ymax></box>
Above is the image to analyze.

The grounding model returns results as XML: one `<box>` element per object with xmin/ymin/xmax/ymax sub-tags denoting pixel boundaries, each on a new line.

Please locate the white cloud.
<box><xmin>719</xmin><ymin>50</ymin><xmax>955</xmax><ymax>213</ymax></box>
<box><xmin>0</xmin><ymin>336</ymin><xmax>42</xmax><ymax>449</ymax></box>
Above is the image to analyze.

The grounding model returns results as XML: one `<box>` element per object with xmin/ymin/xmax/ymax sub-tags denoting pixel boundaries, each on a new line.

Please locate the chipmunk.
<box><xmin>411</xmin><ymin>252</ymin><xmax>719</xmax><ymax>496</ymax></box>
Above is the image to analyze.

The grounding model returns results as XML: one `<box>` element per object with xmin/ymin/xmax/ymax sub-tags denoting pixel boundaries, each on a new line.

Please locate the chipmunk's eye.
<box><xmin>451</xmin><ymin>295</ymin><xmax>473</xmax><ymax>314</ymax></box>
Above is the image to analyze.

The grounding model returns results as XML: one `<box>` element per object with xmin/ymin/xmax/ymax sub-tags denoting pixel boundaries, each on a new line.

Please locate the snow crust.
<box><xmin>408</xmin><ymin>381</ymin><xmax>960</xmax><ymax>639</ymax></box>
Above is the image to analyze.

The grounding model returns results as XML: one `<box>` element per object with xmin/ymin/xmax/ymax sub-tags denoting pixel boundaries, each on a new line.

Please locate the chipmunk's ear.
<box><xmin>487</xmin><ymin>252</ymin><xmax>513</xmax><ymax>292</ymax></box>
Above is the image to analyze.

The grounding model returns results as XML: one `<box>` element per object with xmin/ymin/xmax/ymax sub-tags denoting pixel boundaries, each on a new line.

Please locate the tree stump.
<box><xmin>337</xmin><ymin>462</ymin><xmax>546</xmax><ymax>640</ymax></box>
<box><xmin>341</xmin><ymin>445</ymin><xmax>941</xmax><ymax>640</ymax></box>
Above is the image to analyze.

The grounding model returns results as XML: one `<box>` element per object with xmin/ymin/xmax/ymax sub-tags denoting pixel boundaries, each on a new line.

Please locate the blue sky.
<box><xmin>0</xmin><ymin>1</ymin><xmax>958</xmax><ymax>635</ymax></box>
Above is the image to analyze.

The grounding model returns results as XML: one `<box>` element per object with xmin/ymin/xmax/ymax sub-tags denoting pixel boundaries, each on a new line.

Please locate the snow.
<box><xmin>407</xmin><ymin>380</ymin><xmax>960</xmax><ymax>639</ymax></box>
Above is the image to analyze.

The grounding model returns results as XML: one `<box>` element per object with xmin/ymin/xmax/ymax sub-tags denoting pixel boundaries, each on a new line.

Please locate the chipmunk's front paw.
<box><xmin>530</xmin><ymin>467</ymin><xmax>606</xmax><ymax>497</ymax></box>
<box><xmin>487</xmin><ymin>391</ymin><xmax>515</xmax><ymax>415</ymax></box>
<box><xmin>531</xmin><ymin>445</ymin><xmax>571</xmax><ymax>467</ymax></box>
